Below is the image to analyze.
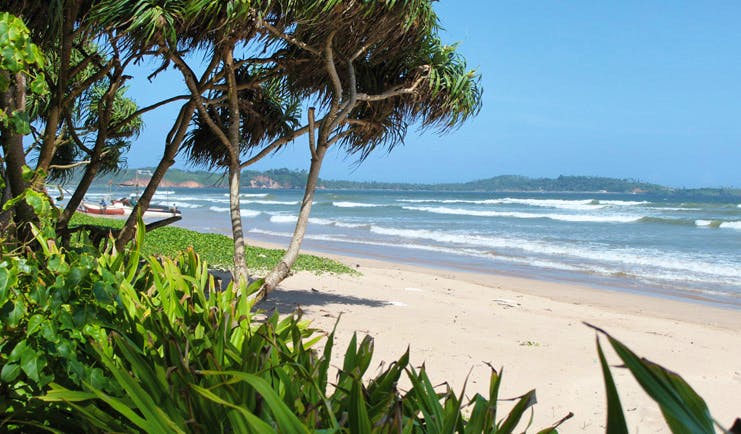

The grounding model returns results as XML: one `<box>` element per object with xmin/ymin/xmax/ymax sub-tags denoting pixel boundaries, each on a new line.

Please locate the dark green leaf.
<box><xmin>596</xmin><ymin>336</ymin><xmax>629</xmax><ymax>434</ymax></box>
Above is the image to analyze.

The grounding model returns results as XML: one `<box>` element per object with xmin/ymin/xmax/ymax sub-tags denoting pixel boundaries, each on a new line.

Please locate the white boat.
<box><xmin>79</xmin><ymin>198</ymin><xmax>181</xmax><ymax>219</ymax></box>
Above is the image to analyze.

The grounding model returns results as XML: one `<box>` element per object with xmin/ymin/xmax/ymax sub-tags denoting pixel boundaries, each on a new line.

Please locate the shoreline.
<box><xmin>250</xmin><ymin>238</ymin><xmax>741</xmax><ymax>432</ymax></box>
<box><xmin>243</xmin><ymin>230</ymin><xmax>741</xmax><ymax>312</ymax></box>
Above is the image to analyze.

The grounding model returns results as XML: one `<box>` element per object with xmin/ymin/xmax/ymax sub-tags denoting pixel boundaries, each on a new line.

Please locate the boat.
<box><xmin>113</xmin><ymin>197</ymin><xmax>181</xmax><ymax>218</ymax></box>
<box><xmin>78</xmin><ymin>197</ymin><xmax>181</xmax><ymax>218</ymax></box>
<box><xmin>78</xmin><ymin>200</ymin><xmax>126</xmax><ymax>216</ymax></box>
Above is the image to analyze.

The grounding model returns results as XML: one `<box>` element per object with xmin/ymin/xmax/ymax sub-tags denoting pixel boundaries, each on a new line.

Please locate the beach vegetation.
<box><xmin>1</xmin><ymin>200</ymin><xmax>564</xmax><ymax>433</ymax></box>
<box><xmin>69</xmin><ymin>213</ymin><xmax>355</xmax><ymax>275</ymax></box>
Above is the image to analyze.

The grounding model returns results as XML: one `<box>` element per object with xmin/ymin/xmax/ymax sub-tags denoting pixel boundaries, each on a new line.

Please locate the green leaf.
<box><xmin>0</xmin><ymin>265</ymin><xmax>13</xmax><ymax>304</ymax></box>
<box><xmin>26</xmin><ymin>313</ymin><xmax>45</xmax><ymax>335</ymax></box>
<box><xmin>1</xmin><ymin>362</ymin><xmax>21</xmax><ymax>382</ymax></box>
<box><xmin>497</xmin><ymin>390</ymin><xmax>537</xmax><ymax>434</ymax></box>
<box><xmin>7</xmin><ymin>299</ymin><xmax>26</xmax><ymax>327</ymax></box>
<box><xmin>596</xmin><ymin>336</ymin><xmax>629</xmax><ymax>434</ymax></box>
<box><xmin>197</xmin><ymin>370</ymin><xmax>309</xmax><ymax>433</ymax></box>
<box><xmin>607</xmin><ymin>335</ymin><xmax>714</xmax><ymax>433</ymax></box>
<box><xmin>349</xmin><ymin>377</ymin><xmax>372</xmax><ymax>434</ymax></box>
<box><xmin>589</xmin><ymin>324</ymin><xmax>715</xmax><ymax>434</ymax></box>
<box><xmin>20</xmin><ymin>345</ymin><xmax>46</xmax><ymax>383</ymax></box>
<box><xmin>190</xmin><ymin>384</ymin><xmax>276</xmax><ymax>433</ymax></box>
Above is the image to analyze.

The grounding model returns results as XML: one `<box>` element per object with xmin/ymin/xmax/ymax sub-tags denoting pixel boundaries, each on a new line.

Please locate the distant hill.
<box><xmin>70</xmin><ymin>168</ymin><xmax>740</xmax><ymax>197</ymax></box>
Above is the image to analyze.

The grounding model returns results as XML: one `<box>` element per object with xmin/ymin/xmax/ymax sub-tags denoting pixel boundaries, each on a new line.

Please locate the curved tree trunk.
<box><xmin>257</xmin><ymin>145</ymin><xmax>327</xmax><ymax>300</ymax></box>
<box><xmin>58</xmin><ymin>75</ymin><xmax>120</xmax><ymax>230</ymax></box>
<box><xmin>115</xmin><ymin>102</ymin><xmax>195</xmax><ymax>249</ymax></box>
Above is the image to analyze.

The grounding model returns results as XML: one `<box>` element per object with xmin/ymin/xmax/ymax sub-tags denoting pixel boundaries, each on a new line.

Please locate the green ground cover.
<box><xmin>70</xmin><ymin>214</ymin><xmax>356</xmax><ymax>274</ymax></box>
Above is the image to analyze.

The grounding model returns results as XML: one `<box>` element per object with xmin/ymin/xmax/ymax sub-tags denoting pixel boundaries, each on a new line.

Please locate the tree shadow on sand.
<box><xmin>258</xmin><ymin>288</ymin><xmax>387</xmax><ymax>315</ymax></box>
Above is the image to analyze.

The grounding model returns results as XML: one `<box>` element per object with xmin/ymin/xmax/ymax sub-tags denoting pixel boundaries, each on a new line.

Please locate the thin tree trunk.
<box><xmin>222</xmin><ymin>44</ymin><xmax>249</xmax><ymax>287</ymax></box>
<box><xmin>228</xmin><ymin>160</ymin><xmax>249</xmax><ymax>286</ymax></box>
<box><xmin>58</xmin><ymin>74</ymin><xmax>120</xmax><ymax>230</ymax></box>
<box><xmin>115</xmin><ymin>101</ymin><xmax>195</xmax><ymax>249</ymax></box>
<box><xmin>0</xmin><ymin>163</ymin><xmax>12</xmax><ymax>231</ymax></box>
<box><xmin>257</xmin><ymin>144</ymin><xmax>327</xmax><ymax>299</ymax></box>
<box><xmin>1</xmin><ymin>73</ymin><xmax>36</xmax><ymax>235</ymax></box>
<box><xmin>35</xmin><ymin>1</ymin><xmax>79</xmax><ymax>184</ymax></box>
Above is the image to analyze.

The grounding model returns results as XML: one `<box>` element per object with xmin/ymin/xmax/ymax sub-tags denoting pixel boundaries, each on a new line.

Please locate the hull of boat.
<box><xmin>79</xmin><ymin>201</ymin><xmax>181</xmax><ymax>218</ymax></box>
<box><xmin>79</xmin><ymin>202</ymin><xmax>126</xmax><ymax>215</ymax></box>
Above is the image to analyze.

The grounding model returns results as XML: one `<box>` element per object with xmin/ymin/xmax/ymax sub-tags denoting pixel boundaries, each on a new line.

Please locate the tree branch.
<box><xmin>324</xmin><ymin>31</ymin><xmax>343</xmax><ymax>115</ymax></box>
<box><xmin>109</xmin><ymin>94</ymin><xmax>190</xmax><ymax>132</ymax></box>
<box><xmin>65</xmin><ymin>113</ymin><xmax>93</xmax><ymax>155</ymax></box>
<box><xmin>329</xmin><ymin>59</ymin><xmax>358</xmax><ymax>133</ymax></box>
<box><xmin>170</xmin><ymin>51</ymin><xmax>237</xmax><ymax>162</ymax></box>
<box><xmin>239</xmin><ymin>124</ymin><xmax>310</xmax><ymax>168</ymax></box>
<box><xmin>48</xmin><ymin>160</ymin><xmax>91</xmax><ymax>170</ymax></box>
<box><xmin>258</xmin><ymin>19</ymin><xmax>321</xmax><ymax>56</ymax></box>
<box><xmin>355</xmin><ymin>75</ymin><xmax>426</xmax><ymax>102</ymax></box>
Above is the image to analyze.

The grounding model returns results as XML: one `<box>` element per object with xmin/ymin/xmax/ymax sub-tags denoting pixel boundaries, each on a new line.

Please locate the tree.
<box><xmin>0</xmin><ymin>11</ymin><xmax>47</xmax><ymax>237</ymax></box>
<box><xmin>97</xmin><ymin>0</ymin><xmax>311</xmax><ymax>284</ymax></box>
<box><xmin>94</xmin><ymin>1</ymin><xmax>481</xmax><ymax>296</ymax></box>
<box><xmin>254</xmin><ymin>1</ymin><xmax>482</xmax><ymax>299</ymax></box>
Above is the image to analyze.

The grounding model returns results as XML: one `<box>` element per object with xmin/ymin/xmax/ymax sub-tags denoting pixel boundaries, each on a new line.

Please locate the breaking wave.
<box><xmin>402</xmin><ymin>206</ymin><xmax>641</xmax><ymax>223</ymax></box>
<box><xmin>332</xmin><ymin>201</ymin><xmax>384</xmax><ymax>208</ymax></box>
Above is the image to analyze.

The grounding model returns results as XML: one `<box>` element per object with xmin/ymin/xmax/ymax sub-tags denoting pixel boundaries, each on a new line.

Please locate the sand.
<box><xmin>255</xmin><ymin>246</ymin><xmax>741</xmax><ymax>433</ymax></box>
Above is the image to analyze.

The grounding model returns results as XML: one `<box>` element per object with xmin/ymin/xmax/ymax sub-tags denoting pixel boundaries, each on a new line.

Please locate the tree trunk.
<box><xmin>228</xmin><ymin>161</ymin><xmax>249</xmax><ymax>287</ymax></box>
<box><xmin>35</xmin><ymin>0</ymin><xmax>79</xmax><ymax>183</ymax></box>
<box><xmin>58</xmin><ymin>75</ymin><xmax>120</xmax><ymax>230</ymax></box>
<box><xmin>257</xmin><ymin>145</ymin><xmax>327</xmax><ymax>300</ymax></box>
<box><xmin>0</xmin><ymin>162</ymin><xmax>11</xmax><ymax>230</ymax></box>
<box><xmin>1</xmin><ymin>73</ymin><xmax>36</xmax><ymax>234</ymax></box>
<box><xmin>222</xmin><ymin>44</ymin><xmax>250</xmax><ymax>288</ymax></box>
<box><xmin>115</xmin><ymin>102</ymin><xmax>195</xmax><ymax>249</ymax></box>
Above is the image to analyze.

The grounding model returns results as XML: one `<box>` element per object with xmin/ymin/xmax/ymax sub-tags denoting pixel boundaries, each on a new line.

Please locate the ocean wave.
<box><xmin>249</xmin><ymin>227</ymin><xmax>741</xmax><ymax>288</ymax></box>
<box><xmin>243</xmin><ymin>200</ymin><xmax>299</xmax><ymax>205</ymax></box>
<box><xmin>636</xmin><ymin>216</ymin><xmax>695</xmax><ymax>226</ymax></box>
<box><xmin>597</xmin><ymin>200</ymin><xmax>649</xmax><ymax>206</ymax></box>
<box><xmin>397</xmin><ymin>198</ymin><xmax>647</xmax><ymax>210</ymax></box>
<box><xmin>268</xmin><ymin>214</ymin><xmax>366</xmax><ymax>228</ymax></box>
<box><xmin>332</xmin><ymin>201</ymin><xmax>383</xmax><ymax>208</ymax></box>
<box><xmin>223</xmin><ymin>193</ymin><xmax>270</xmax><ymax>198</ymax></box>
<box><xmin>695</xmin><ymin>220</ymin><xmax>722</xmax><ymax>228</ymax></box>
<box><xmin>168</xmin><ymin>201</ymin><xmax>202</xmax><ymax>209</ymax></box>
<box><xmin>721</xmin><ymin>221</ymin><xmax>741</xmax><ymax>230</ymax></box>
<box><xmin>269</xmin><ymin>215</ymin><xmax>297</xmax><ymax>224</ymax></box>
<box><xmin>152</xmin><ymin>194</ymin><xmax>202</xmax><ymax>202</ymax></box>
<box><xmin>402</xmin><ymin>206</ymin><xmax>641</xmax><ymax>223</ymax></box>
<box><xmin>209</xmin><ymin>206</ymin><xmax>261</xmax><ymax>217</ymax></box>
<box><xmin>156</xmin><ymin>190</ymin><xmax>175</xmax><ymax>195</ymax></box>
<box><xmin>367</xmin><ymin>224</ymin><xmax>741</xmax><ymax>280</ymax></box>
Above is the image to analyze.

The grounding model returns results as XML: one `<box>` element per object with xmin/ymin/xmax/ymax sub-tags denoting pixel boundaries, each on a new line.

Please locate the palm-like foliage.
<box><xmin>271</xmin><ymin>1</ymin><xmax>480</xmax><ymax>159</ymax></box>
<box><xmin>181</xmin><ymin>66</ymin><xmax>300</xmax><ymax>168</ymax></box>
<box><xmin>47</xmin><ymin>84</ymin><xmax>142</xmax><ymax>183</ymax></box>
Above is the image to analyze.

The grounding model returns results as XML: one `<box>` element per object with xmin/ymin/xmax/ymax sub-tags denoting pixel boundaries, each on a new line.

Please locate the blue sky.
<box><xmin>125</xmin><ymin>1</ymin><xmax>741</xmax><ymax>188</ymax></box>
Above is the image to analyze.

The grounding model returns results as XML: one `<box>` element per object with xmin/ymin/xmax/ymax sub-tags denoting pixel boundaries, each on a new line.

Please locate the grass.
<box><xmin>69</xmin><ymin>214</ymin><xmax>357</xmax><ymax>275</ymax></box>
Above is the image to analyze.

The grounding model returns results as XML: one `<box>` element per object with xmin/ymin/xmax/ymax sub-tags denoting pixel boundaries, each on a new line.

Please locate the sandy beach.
<box><xmin>255</xmin><ymin>243</ymin><xmax>741</xmax><ymax>433</ymax></box>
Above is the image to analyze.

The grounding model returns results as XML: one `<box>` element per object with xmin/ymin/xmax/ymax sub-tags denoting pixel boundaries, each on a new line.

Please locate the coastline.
<box><xmin>250</xmin><ymin>239</ymin><xmax>741</xmax><ymax>432</ymax></box>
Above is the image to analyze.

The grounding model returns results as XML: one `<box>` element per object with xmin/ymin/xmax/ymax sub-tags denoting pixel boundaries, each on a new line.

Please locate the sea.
<box><xmin>81</xmin><ymin>186</ymin><xmax>741</xmax><ymax>310</ymax></box>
